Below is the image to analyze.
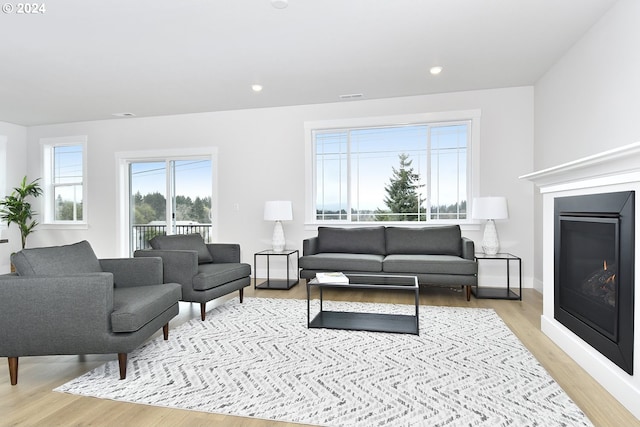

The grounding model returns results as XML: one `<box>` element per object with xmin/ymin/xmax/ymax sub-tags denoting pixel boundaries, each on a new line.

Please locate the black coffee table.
<box><xmin>306</xmin><ymin>274</ymin><xmax>419</xmax><ymax>335</ymax></box>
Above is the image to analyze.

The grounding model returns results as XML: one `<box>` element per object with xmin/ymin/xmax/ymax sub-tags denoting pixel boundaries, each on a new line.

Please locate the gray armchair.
<box><xmin>0</xmin><ymin>240</ymin><xmax>181</xmax><ymax>385</ymax></box>
<box><xmin>134</xmin><ymin>234</ymin><xmax>251</xmax><ymax>321</ymax></box>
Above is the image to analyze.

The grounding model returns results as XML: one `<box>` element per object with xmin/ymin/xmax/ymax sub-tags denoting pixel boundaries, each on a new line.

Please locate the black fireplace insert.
<box><xmin>554</xmin><ymin>191</ymin><xmax>634</xmax><ymax>374</ymax></box>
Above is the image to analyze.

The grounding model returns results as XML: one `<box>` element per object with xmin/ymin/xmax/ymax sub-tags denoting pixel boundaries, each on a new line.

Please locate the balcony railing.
<box><xmin>132</xmin><ymin>224</ymin><xmax>213</xmax><ymax>252</ymax></box>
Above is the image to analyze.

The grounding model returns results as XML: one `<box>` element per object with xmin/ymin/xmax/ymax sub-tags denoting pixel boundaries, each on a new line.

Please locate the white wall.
<box><xmin>0</xmin><ymin>121</ymin><xmax>27</xmax><ymax>273</ymax></box>
<box><xmin>533</xmin><ymin>0</ymin><xmax>640</xmax><ymax>286</ymax></box>
<box><xmin>23</xmin><ymin>87</ymin><xmax>534</xmax><ymax>284</ymax></box>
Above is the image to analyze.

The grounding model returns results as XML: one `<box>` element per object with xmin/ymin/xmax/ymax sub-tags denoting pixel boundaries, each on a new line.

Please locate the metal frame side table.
<box><xmin>254</xmin><ymin>249</ymin><xmax>299</xmax><ymax>290</ymax></box>
<box><xmin>472</xmin><ymin>252</ymin><xmax>522</xmax><ymax>300</ymax></box>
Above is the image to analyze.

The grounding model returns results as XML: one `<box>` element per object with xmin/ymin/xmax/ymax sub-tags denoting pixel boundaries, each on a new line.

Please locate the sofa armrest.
<box><xmin>461</xmin><ymin>237</ymin><xmax>475</xmax><ymax>260</ymax></box>
<box><xmin>303</xmin><ymin>237</ymin><xmax>319</xmax><ymax>256</ymax></box>
<box><xmin>100</xmin><ymin>257</ymin><xmax>163</xmax><ymax>287</ymax></box>
<box><xmin>134</xmin><ymin>249</ymin><xmax>198</xmax><ymax>286</ymax></box>
<box><xmin>206</xmin><ymin>243</ymin><xmax>240</xmax><ymax>263</ymax></box>
<box><xmin>0</xmin><ymin>273</ymin><xmax>115</xmax><ymax>355</ymax></box>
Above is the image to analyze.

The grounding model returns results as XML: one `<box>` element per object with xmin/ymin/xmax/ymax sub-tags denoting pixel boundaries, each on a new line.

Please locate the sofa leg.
<box><xmin>8</xmin><ymin>357</ymin><xmax>18</xmax><ymax>386</ymax></box>
<box><xmin>239</xmin><ymin>288</ymin><xmax>244</xmax><ymax>303</ymax></box>
<box><xmin>118</xmin><ymin>353</ymin><xmax>127</xmax><ymax>380</ymax></box>
<box><xmin>163</xmin><ymin>323</ymin><xmax>169</xmax><ymax>340</ymax></box>
<box><xmin>200</xmin><ymin>302</ymin><xmax>206</xmax><ymax>321</ymax></box>
<box><xmin>465</xmin><ymin>285</ymin><xmax>471</xmax><ymax>301</ymax></box>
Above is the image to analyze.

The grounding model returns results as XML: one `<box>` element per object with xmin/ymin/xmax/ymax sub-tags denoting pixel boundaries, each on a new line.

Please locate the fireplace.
<box><xmin>554</xmin><ymin>191</ymin><xmax>635</xmax><ymax>374</ymax></box>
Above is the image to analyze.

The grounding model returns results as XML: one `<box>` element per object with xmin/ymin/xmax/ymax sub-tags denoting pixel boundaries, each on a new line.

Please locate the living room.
<box><xmin>1</xmin><ymin>0</ymin><xmax>639</xmax><ymax>425</ymax></box>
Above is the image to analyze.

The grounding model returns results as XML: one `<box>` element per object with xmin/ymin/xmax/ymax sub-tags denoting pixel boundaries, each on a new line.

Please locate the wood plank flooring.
<box><xmin>2</xmin><ymin>282</ymin><xmax>638</xmax><ymax>427</ymax></box>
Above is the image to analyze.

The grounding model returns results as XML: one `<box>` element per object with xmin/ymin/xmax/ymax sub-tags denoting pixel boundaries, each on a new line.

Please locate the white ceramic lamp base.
<box><xmin>271</xmin><ymin>220</ymin><xmax>286</xmax><ymax>252</ymax></box>
<box><xmin>481</xmin><ymin>219</ymin><xmax>500</xmax><ymax>255</ymax></box>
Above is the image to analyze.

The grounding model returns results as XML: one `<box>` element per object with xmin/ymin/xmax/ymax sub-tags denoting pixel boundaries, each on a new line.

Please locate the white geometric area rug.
<box><xmin>55</xmin><ymin>298</ymin><xmax>593</xmax><ymax>427</ymax></box>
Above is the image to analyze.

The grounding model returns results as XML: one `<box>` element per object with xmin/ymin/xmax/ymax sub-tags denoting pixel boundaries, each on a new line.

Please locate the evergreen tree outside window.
<box><xmin>311</xmin><ymin>119</ymin><xmax>470</xmax><ymax>223</ymax></box>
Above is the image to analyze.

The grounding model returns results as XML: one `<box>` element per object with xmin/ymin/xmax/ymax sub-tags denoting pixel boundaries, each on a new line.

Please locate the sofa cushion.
<box><xmin>317</xmin><ymin>227</ymin><xmax>386</xmax><ymax>255</ymax></box>
<box><xmin>11</xmin><ymin>240</ymin><xmax>103</xmax><ymax>276</ymax></box>
<box><xmin>383</xmin><ymin>254</ymin><xmax>477</xmax><ymax>275</ymax></box>
<box><xmin>385</xmin><ymin>226</ymin><xmax>462</xmax><ymax>256</ymax></box>
<box><xmin>149</xmin><ymin>233</ymin><xmax>214</xmax><ymax>264</ymax></box>
<box><xmin>192</xmin><ymin>263</ymin><xmax>252</xmax><ymax>291</ymax></box>
<box><xmin>299</xmin><ymin>253</ymin><xmax>384</xmax><ymax>272</ymax></box>
<box><xmin>111</xmin><ymin>283</ymin><xmax>182</xmax><ymax>333</ymax></box>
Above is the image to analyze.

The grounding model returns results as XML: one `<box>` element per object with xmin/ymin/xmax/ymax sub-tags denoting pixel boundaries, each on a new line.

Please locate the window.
<box><xmin>306</xmin><ymin>111</ymin><xmax>479</xmax><ymax>224</ymax></box>
<box><xmin>41</xmin><ymin>136</ymin><xmax>87</xmax><ymax>224</ymax></box>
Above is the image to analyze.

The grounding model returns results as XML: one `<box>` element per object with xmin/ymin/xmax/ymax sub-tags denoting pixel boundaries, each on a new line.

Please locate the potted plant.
<box><xmin>0</xmin><ymin>176</ymin><xmax>43</xmax><ymax>249</ymax></box>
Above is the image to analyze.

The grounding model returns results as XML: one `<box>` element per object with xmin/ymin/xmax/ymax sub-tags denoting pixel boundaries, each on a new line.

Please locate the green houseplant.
<box><xmin>0</xmin><ymin>176</ymin><xmax>43</xmax><ymax>249</ymax></box>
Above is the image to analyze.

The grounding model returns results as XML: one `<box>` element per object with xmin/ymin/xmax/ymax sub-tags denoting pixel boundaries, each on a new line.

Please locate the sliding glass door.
<box><xmin>129</xmin><ymin>158</ymin><xmax>212</xmax><ymax>253</ymax></box>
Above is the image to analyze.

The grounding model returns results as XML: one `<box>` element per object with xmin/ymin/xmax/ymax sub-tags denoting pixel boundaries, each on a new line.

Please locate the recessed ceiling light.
<box><xmin>271</xmin><ymin>0</ymin><xmax>288</xmax><ymax>9</ymax></box>
<box><xmin>430</xmin><ymin>66</ymin><xmax>443</xmax><ymax>75</ymax></box>
<box><xmin>112</xmin><ymin>112</ymin><xmax>136</xmax><ymax>117</ymax></box>
<box><xmin>252</xmin><ymin>84</ymin><xmax>263</xmax><ymax>92</ymax></box>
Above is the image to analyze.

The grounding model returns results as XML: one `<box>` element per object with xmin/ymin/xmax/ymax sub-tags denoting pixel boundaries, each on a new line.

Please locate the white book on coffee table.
<box><xmin>315</xmin><ymin>272</ymin><xmax>349</xmax><ymax>284</ymax></box>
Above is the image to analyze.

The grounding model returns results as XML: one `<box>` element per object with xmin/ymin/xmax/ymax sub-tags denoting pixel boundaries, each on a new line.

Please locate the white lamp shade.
<box><xmin>264</xmin><ymin>201</ymin><xmax>293</xmax><ymax>221</ymax></box>
<box><xmin>471</xmin><ymin>197</ymin><xmax>509</xmax><ymax>220</ymax></box>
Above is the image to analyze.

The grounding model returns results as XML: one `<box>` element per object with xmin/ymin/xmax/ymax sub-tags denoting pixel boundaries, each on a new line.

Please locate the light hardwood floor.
<box><xmin>2</xmin><ymin>282</ymin><xmax>639</xmax><ymax>427</ymax></box>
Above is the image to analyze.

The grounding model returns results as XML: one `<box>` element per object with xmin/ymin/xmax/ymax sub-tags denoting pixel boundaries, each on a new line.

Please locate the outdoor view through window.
<box><xmin>130</xmin><ymin>159</ymin><xmax>212</xmax><ymax>252</ymax></box>
<box><xmin>314</xmin><ymin>122</ymin><xmax>468</xmax><ymax>222</ymax></box>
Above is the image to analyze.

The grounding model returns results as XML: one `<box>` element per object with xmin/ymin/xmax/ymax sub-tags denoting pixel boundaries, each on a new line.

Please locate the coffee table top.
<box><xmin>308</xmin><ymin>273</ymin><xmax>418</xmax><ymax>290</ymax></box>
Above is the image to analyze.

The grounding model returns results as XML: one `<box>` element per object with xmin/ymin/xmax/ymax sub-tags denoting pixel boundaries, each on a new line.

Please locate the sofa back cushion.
<box><xmin>149</xmin><ymin>233</ymin><xmax>214</xmax><ymax>264</ymax></box>
<box><xmin>11</xmin><ymin>240</ymin><xmax>103</xmax><ymax>276</ymax></box>
<box><xmin>317</xmin><ymin>226</ymin><xmax>386</xmax><ymax>255</ymax></box>
<box><xmin>385</xmin><ymin>226</ymin><xmax>462</xmax><ymax>256</ymax></box>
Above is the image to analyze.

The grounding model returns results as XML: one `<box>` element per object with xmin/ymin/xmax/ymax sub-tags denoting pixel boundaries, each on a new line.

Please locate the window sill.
<box><xmin>304</xmin><ymin>221</ymin><xmax>481</xmax><ymax>232</ymax></box>
<box><xmin>40</xmin><ymin>223</ymin><xmax>89</xmax><ymax>230</ymax></box>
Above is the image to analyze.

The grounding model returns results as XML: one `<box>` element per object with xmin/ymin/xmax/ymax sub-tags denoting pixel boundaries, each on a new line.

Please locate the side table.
<box><xmin>472</xmin><ymin>252</ymin><xmax>522</xmax><ymax>300</ymax></box>
<box><xmin>254</xmin><ymin>249</ymin><xmax>299</xmax><ymax>290</ymax></box>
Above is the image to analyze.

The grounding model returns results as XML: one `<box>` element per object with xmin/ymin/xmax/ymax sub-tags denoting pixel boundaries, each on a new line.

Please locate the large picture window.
<box><xmin>307</xmin><ymin>112</ymin><xmax>478</xmax><ymax>224</ymax></box>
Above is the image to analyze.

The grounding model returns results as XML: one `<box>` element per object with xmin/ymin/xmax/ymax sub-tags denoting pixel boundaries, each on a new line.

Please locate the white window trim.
<box><xmin>114</xmin><ymin>147</ymin><xmax>219</xmax><ymax>257</ymax></box>
<box><xmin>40</xmin><ymin>135</ymin><xmax>88</xmax><ymax>229</ymax></box>
<box><xmin>304</xmin><ymin>110</ymin><xmax>481</xmax><ymax>230</ymax></box>
<box><xmin>0</xmin><ymin>136</ymin><xmax>7</xmax><ymax>239</ymax></box>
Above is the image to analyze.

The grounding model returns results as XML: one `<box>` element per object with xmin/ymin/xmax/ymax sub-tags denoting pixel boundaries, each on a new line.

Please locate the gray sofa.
<box><xmin>0</xmin><ymin>240</ymin><xmax>182</xmax><ymax>385</ymax></box>
<box><xmin>299</xmin><ymin>225</ymin><xmax>478</xmax><ymax>300</ymax></box>
<box><xmin>134</xmin><ymin>234</ymin><xmax>251</xmax><ymax>321</ymax></box>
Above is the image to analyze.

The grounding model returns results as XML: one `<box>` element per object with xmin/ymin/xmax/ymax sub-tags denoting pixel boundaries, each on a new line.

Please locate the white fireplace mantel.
<box><xmin>521</xmin><ymin>141</ymin><xmax>640</xmax><ymax>420</ymax></box>
<box><xmin>520</xmin><ymin>141</ymin><xmax>640</xmax><ymax>191</ymax></box>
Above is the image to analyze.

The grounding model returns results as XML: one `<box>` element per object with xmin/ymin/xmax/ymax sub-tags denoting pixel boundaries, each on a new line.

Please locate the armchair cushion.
<box><xmin>149</xmin><ymin>234</ymin><xmax>214</xmax><ymax>264</ymax></box>
<box><xmin>193</xmin><ymin>263</ymin><xmax>252</xmax><ymax>291</ymax></box>
<box><xmin>111</xmin><ymin>283</ymin><xmax>182</xmax><ymax>333</ymax></box>
<box><xmin>11</xmin><ymin>240</ymin><xmax>102</xmax><ymax>276</ymax></box>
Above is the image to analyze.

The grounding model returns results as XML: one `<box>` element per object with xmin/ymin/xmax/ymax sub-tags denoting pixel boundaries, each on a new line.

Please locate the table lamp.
<box><xmin>472</xmin><ymin>197</ymin><xmax>509</xmax><ymax>255</ymax></box>
<box><xmin>264</xmin><ymin>201</ymin><xmax>293</xmax><ymax>252</ymax></box>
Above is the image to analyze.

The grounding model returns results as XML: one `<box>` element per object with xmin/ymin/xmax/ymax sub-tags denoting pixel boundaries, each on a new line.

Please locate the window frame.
<box><xmin>304</xmin><ymin>110</ymin><xmax>481</xmax><ymax>228</ymax></box>
<box><xmin>40</xmin><ymin>135</ymin><xmax>88</xmax><ymax>228</ymax></box>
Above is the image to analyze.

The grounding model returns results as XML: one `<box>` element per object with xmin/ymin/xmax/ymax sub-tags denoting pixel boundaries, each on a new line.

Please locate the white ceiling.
<box><xmin>0</xmin><ymin>0</ymin><xmax>617</xmax><ymax>126</ymax></box>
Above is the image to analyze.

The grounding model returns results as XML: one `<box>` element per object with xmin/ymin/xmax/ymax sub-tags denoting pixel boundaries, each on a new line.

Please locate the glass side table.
<box><xmin>472</xmin><ymin>252</ymin><xmax>522</xmax><ymax>300</ymax></box>
<box><xmin>253</xmin><ymin>249</ymin><xmax>299</xmax><ymax>290</ymax></box>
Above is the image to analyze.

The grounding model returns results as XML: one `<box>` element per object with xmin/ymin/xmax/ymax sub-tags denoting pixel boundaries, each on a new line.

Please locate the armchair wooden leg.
<box><xmin>163</xmin><ymin>323</ymin><xmax>169</xmax><ymax>340</ymax></box>
<box><xmin>118</xmin><ymin>353</ymin><xmax>127</xmax><ymax>380</ymax></box>
<box><xmin>200</xmin><ymin>302</ymin><xmax>206</xmax><ymax>321</ymax></box>
<box><xmin>239</xmin><ymin>288</ymin><xmax>244</xmax><ymax>303</ymax></box>
<box><xmin>8</xmin><ymin>357</ymin><xmax>18</xmax><ymax>386</ymax></box>
<box><xmin>465</xmin><ymin>285</ymin><xmax>471</xmax><ymax>301</ymax></box>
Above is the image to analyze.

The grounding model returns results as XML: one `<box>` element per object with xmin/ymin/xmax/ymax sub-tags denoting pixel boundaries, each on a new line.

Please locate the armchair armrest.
<box><xmin>206</xmin><ymin>243</ymin><xmax>240</xmax><ymax>263</ymax></box>
<box><xmin>100</xmin><ymin>257</ymin><xmax>163</xmax><ymax>287</ymax></box>
<box><xmin>303</xmin><ymin>237</ymin><xmax>319</xmax><ymax>256</ymax></box>
<box><xmin>134</xmin><ymin>249</ymin><xmax>198</xmax><ymax>285</ymax></box>
<box><xmin>0</xmin><ymin>273</ymin><xmax>115</xmax><ymax>355</ymax></box>
<box><xmin>461</xmin><ymin>237</ymin><xmax>475</xmax><ymax>260</ymax></box>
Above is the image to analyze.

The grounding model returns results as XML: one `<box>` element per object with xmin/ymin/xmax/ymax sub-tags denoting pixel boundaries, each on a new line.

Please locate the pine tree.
<box><xmin>376</xmin><ymin>153</ymin><xmax>425</xmax><ymax>221</ymax></box>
